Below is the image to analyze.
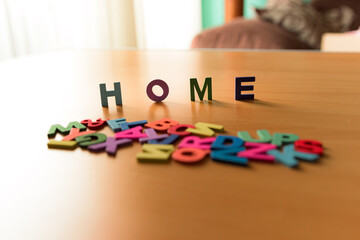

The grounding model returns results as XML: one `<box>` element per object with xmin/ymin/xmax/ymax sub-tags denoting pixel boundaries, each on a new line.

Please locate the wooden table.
<box><xmin>0</xmin><ymin>50</ymin><xmax>359</xmax><ymax>240</ymax></box>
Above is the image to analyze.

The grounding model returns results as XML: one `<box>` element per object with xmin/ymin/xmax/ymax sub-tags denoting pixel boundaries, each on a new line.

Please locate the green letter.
<box><xmin>47</xmin><ymin>121</ymin><xmax>86</xmax><ymax>138</ymax></box>
<box><xmin>190</xmin><ymin>77</ymin><xmax>212</xmax><ymax>101</ymax></box>
<box><xmin>237</xmin><ymin>130</ymin><xmax>272</xmax><ymax>143</ymax></box>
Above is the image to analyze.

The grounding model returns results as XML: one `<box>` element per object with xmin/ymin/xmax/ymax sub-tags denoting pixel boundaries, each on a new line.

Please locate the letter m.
<box><xmin>190</xmin><ymin>77</ymin><xmax>212</xmax><ymax>101</ymax></box>
<box><xmin>47</xmin><ymin>121</ymin><xmax>86</xmax><ymax>138</ymax></box>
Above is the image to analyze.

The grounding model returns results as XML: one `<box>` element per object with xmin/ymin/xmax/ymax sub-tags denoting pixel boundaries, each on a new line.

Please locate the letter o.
<box><xmin>146</xmin><ymin>79</ymin><xmax>169</xmax><ymax>102</ymax></box>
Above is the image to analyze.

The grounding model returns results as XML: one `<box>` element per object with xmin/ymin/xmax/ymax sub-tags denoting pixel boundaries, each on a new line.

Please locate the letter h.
<box><xmin>99</xmin><ymin>82</ymin><xmax>122</xmax><ymax>107</ymax></box>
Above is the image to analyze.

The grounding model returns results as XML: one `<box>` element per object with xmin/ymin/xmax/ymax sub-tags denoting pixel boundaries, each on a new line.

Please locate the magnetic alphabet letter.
<box><xmin>81</xmin><ymin>118</ymin><xmax>109</xmax><ymax>130</ymax></box>
<box><xmin>145</xmin><ymin>118</ymin><xmax>178</xmax><ymax>131</ymax></box>
<box><xmin>75</xmin><ymin>133</ymin><xmax>107</xmax><ymax>148</ymax></box>
<box><xmin>268</xmin><ymin>144</ymin><xmax>319</xmax><ymax>168</ymax></box>
<box><xmin>115</xmin><ymin>126</ymin><xmax>147</xmax><ymax>140</ymax></box>
<box><xmin>99</xmin><ymin>82</ymin><xmax>123</xmax><ymax>107</ymax></box>
<box><xmin>211</xmin><ymin>148</ymin><xmax>248</xmax><ymax>166</ymax></box>
<box><xmin>186</xmin><ymin>122</ymin><xmax>224</xmax><ymax>137</ymax></box>
<box><xmin>118</xmin><ymin>120</ymin><xmax>148</xmax><ymax>131</ymax></box>
<box><xmin>88</xmin><ymin>137</ymin><xmax>132</xmax><ymax>156</ymax></box>
<box><xmin>237</xmin><ymin>129</ymin><xmax>272</xmax><ymax>143</ymax></box>
<box><xmin>47</xmin><ymin>121</ymin><xmax>86</xmax><ymax>138</ymax></box>
<box><xmin>149</xmin><ymin>134</ymin><xmax>180</xmax><ymax>144</ymax></box>
<box><xmin>271</xmin><ymin>133</ymin><xmax>299</xmax><ymax>147</ymax></box>
<box><xmin>211</xmin><ymin>135</ymin><xmax>244</xmax><ymax>149</ymax></box>
<box><xmin>167</xmin><ymin>124</ymin><xmax>195</xmax><ymax>136</ymax></box>
<box><xmin>139</xmin><ymin>128</ymin><xmax>169</xmax><ymax>144</ymax></box>
<box><xmin>294</xmin><ymin>140</ymin><xmax>323</xmax><ymax>155</ymax></box>
<box><xmin>238</xmin><ymin>142</ymin><xmax>277</xmax><ymax>162</ymax></box>
<box><xmin>178</xmin><ymin>136</ymin><xmax>216</xmax><ymax>150</ymax></box>
<box><xmin>172</xmin><ymin>148</ymin><xmax>209</xmax><ymax>163</ymax></box>
<box><xmin>146</xmin><ymin>79</ymin><xmax>169</xmax><ymax>102</ymax></box>
<box><xmin>107</xmin><ymin>118</ymin><xmax>126</xmax><ymax>132</ymax></box>
<box><xmin>47</xmin><ymin>140</ymin><xmax>77</xmax><ymax>150</ymax></box>
<box><xmin>235</xmin><ymin>77</ymin><xmax>255</xmax><ymax>100</ymax></box>
<box><xmin>137</xmin><ymin>144</ymin><xmax>175</xmax><ymax>162</ymax></box>
<box><xmin>62</xmin><ymin>128</ymin><xmax>96</xmax><ymax>141</ymax></box>
<box><xmin>190</xmin><ymin>77</ymin><xmax>212</xmax><ymax>101</ymax></box>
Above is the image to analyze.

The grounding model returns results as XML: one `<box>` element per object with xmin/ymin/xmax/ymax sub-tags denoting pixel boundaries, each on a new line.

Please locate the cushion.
<box><xmin>191</xmin><ymin>17</ymin><xmax>312</xmax><ymax>50</ymax></box>
<box><xmin>312</xmin><ymin>0</ymin><xmax>360</xmax><ymax>30</ymax></box>
<box><xmin>256</xmin><ymin>0</ymin><xmax>355</xmax><ymax>49</ymax></box>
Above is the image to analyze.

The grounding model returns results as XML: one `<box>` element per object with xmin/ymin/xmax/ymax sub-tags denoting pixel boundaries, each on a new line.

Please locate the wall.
<box><xmin>201</xmin><ymin>0</ymin><xmax>225</xmax><ymax>29</ymax></box>
<box><xmin>244</xmin><ymin>0</ymin><xmax>312</xmax><ymax>19</ymax></box>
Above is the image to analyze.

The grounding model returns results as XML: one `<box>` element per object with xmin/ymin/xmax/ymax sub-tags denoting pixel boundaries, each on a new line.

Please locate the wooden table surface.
<box><xmin>0</xmin><ymin>50</ymin><xmax>359</xmax><ymax>240</ymax></box>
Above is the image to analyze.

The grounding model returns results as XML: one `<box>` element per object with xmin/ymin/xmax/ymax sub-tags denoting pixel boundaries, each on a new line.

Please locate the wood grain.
<box><xmin>0</xmin><ymin>50</ymin><xmax>359</xmax><ymax>240</ymax></box>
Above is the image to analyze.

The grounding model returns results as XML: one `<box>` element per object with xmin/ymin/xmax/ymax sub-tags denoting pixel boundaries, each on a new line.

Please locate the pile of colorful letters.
<box><xmin>47</xmin><ymin>117</ymin><xmax>324</xmax><ymax>168</ymax></box>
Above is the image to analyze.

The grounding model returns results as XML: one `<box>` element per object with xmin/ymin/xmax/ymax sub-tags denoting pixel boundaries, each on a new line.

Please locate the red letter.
<box><xmin>172</xmin><ymin>148</ymin><xmax>209</xmax><ymax>163</ymax></box>
<box><xmin>295</xmin><ymin>140</ymin><xmax>323</xmax><ymax>155</ymax></box>
<box><xmin>145</xmin><ymin>118</ymin><xmax>179</xmax><ymax>131</ymax></box>
<box><xmin>167</xmin><ymin>124</ymin><xmax>195</xmax><ymax>136</ymax></box>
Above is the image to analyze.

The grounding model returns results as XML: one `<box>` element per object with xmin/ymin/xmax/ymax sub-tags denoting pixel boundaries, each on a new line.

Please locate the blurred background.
<box><xmin>0</xmin><ymin>0</ymin><xmax>359</xmax><ymax>61</ymax></box>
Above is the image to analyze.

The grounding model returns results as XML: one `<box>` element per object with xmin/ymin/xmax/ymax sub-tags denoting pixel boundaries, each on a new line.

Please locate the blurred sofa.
<box><xmin>191</xmin><ymin>17</ymin><xmax>312</xmax><ymax>50</ymax></box>
<box><xmin>191</xmin><ymin>0</ymin><xmax>360</xmax><ymax>50</ymax></box>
